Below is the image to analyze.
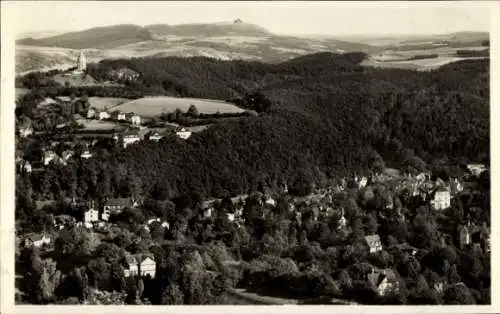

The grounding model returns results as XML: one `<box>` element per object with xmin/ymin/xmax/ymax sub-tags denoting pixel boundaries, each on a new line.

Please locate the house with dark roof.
<box><xmin>146</xmin><ymin>131</ymin><xmax>165</xmax><ymax>142</ymax></box>
<box><xmin>62</xmin><ymin>150</ymin><xmax>74</xmax><ymax>161</ymax></box>
<box><xmin>467</xmin><ymin>164</ymin><xmax>486</xmax><ymax>177</ymax></box>
<box><xmin>365</xmin><ymin>234</ymin><xmax>383</xmax><ymax>253</ymax></box>
<box><xmin>18</xmin><ymin>125</ymin><xmax>34</xmax><ymax>138</ymax></box>
<box><xmin>367</xmin><ymin>268</ymin><xmax>400</xmax><ymax>296</ymax></box>
<box><xmin>24</xmin><ymin>233</ymin><xmax>51</xmax><ymax>248</ymax></box>
<box><xmin>124</xmin><ymin>253</ymin><xmax>156</xmax><ymax>278</ymax></box>
<box><xmin>102</xmin><ymin>198</ymin><xmax>138</xmax><ymax>220</ymax></box>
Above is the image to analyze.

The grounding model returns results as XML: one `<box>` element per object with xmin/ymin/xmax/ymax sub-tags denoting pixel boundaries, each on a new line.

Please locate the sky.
<box><xmin>8</xmin><ymin>1</ymin><xmax>494</xmax><ymax>37</ymax></box>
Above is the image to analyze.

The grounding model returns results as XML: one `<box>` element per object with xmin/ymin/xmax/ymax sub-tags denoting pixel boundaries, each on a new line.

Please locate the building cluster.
<box><xmin>112</xmin><ymin>125</ymin><xmax>193</xmax><ymax>148</ymax></box>
<box><xmin>86</xmin><ymin>107</ymin><xmax>142</xmax><ymax>126</ymax></box>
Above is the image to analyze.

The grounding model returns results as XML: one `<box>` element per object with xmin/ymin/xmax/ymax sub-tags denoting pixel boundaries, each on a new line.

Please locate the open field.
<box><xmin>362</xmin><ymin>56</ymin><xmax>488</xmax><ymax>71</ymax></box>
<box><xmin>76</xmin><ymin>119</ymin><xmax>121</xmax><ymax>131</ymax></box>
<box><xmin>88</xmin><ymin>97</ymin><xmax>130</xmax><ymax>110</ymax></box>
<box><xmin>113</xmin><ymin>96</ymin><xmax>245</xmax><ymax>117</ymax></box>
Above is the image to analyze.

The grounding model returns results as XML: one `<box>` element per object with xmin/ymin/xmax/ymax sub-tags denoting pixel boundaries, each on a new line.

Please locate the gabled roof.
<box><xmin>25</xmin><ymin>233</ymin><xmax>49</xmax><ymax>242</ymax></box>
<box><xmin>368</xmin><ymin>268</ymin><xmax>398</xmax><ymax>288</ymax></box>
<box><xmin>104</xmin><ymin>198</ymin><xmax>134</xmax><ymax>207</ymax></box>
<box><xmin>124</xmin><ymin>253</ymin><xmax>155</xmax><ymax>267</ymax></box>
<box><xmin>125</xmin><ymin>255</ymin><xmax>137</xmax><ymax>267</ymax></box>
<box><xmin>365</xmin><ymin>234</ymin><xmax>381</xmax><ymax>247</ymax></box>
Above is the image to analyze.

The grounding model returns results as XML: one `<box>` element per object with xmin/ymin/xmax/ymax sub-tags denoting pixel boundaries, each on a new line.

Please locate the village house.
<box><xmin>102</xmin><ymin>198</ymin><xmax>138</xmax><ymax>220</ymax></box>
<box><xmin>124</xmin><ymin>254</ymin><xmax>156</xmax><ymax>278</ymax></box>
<box><xmin>449</xmin><ymin>178</ymin><xmax>463</xmax><ymax>195</ymax></box>
<box><xmin>19</xmin><ymin>125</ymin><xmax>34</xmax><ymax>138</ymax></box>
<box><xmin>458</xmin><ymin>223</ymin><xmax>472</xmax><ymax>249</ymax></box>
<box><xmin>227</xmin><ymin>213</ymin><xmax>236</xmax><ymax>222</ymax></box>
<box><xmin>130</xmin><ymin>114</ymin><xmax>141</xmax><ymax>126</ymax></box>
<box><xmin>264</xmin><ymin>196</ymin><xmax>276</xmax><ymax>208</ymax></box>
<box><xmin>43</xmin><ymin>150</ymin><xmax>58</xmax><ymax>166</ymax></box>
<box><xmin>24</xmin><ymin>233</ymin><xmax>51</xmax><ymax>248</ymax></box>
<box><xmin>115</xmin><ymin>130</ymin><xmax>142</xmax><ymax>148</ymax></box>
<box><xmin>431</xmin><ymin>187</ymin><xmax>451</xmax><ymax>210</ymax></box>
<box><xmin>84</xmin><ymin>204</ymin><xmax>99</xmax><ymax>223</ymax></box>
<box><xmin>337</xmin><ymin>208</ymin><xmax>347</xmax><ymax>229</ymax></box>
<box><xmin>365</xmin><ymin>234</ymin><xmax>383</xmax><ymax>253</ymax></box>
<box><xmin>80</xmin><ymin>150</ymin><xmax>93</xmax><ymax>159</ymax></box>
<box><xmin>176</xmin><ymin>128</ymin><xmax>192</xmax><ymax>140</ymax></box>
<box><xmin>355</xmin><ymin>176</ymin><xmax>368</xmax><ymax>189</ymax></box>
<box><xmin>367</xmin><ymin>268</ymin><xmax>400</xmax><ymax>297</ymax></box>
<box><xmin>86</xmin><ymin>108</ymin><xmax>96</xmax><ymax>119</ymax></box>
<box><xmin>112</xmin><ymin>111</ymin><xmax>127</xmax><ymax>121</ymax></box>
<box><xmin>98</xmin><ymin>111</ymin><xmax>111</xmax><ymax>120</ymax></box>
<box><xmin>433</xmin><ymin>281</ymin><xmax>445</xmax><ymax>294</ymax></box>
<box><xmin>467</xmin><ymin>164</ymin><xmax>487</xmax><ymax>177</ymax></box>
<box><xmin>110</xmin><ymin>67</ymin><xmax>140</xmax><ymax>81</ymax></box>
<box><xmin>62</xmin><ymin>150</ymin><xmax>74</xmax><ymax>161</ymax></box>
<box><xmin>22</xmin><ymin>161</ymin><xmax>32</xmax><ymax>174</ymax></box>
<box><xmin>147</xmin><ymin>131</ymin><xmax>164</xmax><ymax>141</ymax></box>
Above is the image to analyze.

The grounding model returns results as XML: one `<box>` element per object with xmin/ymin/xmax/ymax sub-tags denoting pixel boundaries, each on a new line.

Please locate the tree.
<box><xmin>37</xmin><ymin>258</ymin><xmax>62</xmax><ymax>303</ymax></box>
<box><xmin>187</xmin><ymin>105</ymin><xmax>199</xmax><ymax>117</ymax></box>
<box><xmin>161</xmin><ymin>283</ymin><xmax>184</xmax><ymax>304</ymax></box>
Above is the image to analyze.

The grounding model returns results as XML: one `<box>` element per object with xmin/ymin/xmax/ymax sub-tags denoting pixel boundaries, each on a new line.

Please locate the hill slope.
<box><xmin>17</xmin><ymin>24</ymin><xmax>153</xmax><ymax>49</ymax></box>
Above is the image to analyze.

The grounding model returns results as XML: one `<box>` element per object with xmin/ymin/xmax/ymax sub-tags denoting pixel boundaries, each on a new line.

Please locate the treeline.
<box><xmin>455</xmin><ymin>49</ymin><xmax>489</xmax><ymax>58</ymax></box>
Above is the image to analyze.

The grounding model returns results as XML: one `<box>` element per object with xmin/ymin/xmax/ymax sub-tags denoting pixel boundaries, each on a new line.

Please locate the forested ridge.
<box><xmin>16</xmin><ymin>54</ymin><xmax>489</xmax><ymax>201</ymax></box>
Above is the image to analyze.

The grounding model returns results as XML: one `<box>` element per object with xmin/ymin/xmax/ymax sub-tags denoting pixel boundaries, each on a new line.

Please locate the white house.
<box><xmin>264</xmin><ymin>197</ymin><xmax>276</xmax><ymax>207</ymax></box>
<box><xmin>62</xmin><ymin>150</ymin><xmax>74</xmax><ymax>161</ymax></box>
<box><xmin>98</xmin><ymin>111</ymin><xmax>110</xmax><ymax>120</ymax></box>
<box><xmin>176</xmin><ymin>128</ymin><xmax>192</xmax><ymax>140</ymax></box>
<box><xmin>43</xmin><ymin>150</ymin><xmax>58</xmax><ymax>166</ymax></box>
<box><xmin>131</xmin><ymin>114</ymin><xmax>141</xmax><ymax>126</ymax></box>
<box><xmin>124</xmin><ymin>254</ymin><xmax>156</xmax><ymax>278</ymax></box>
<box><xmin>365</xmin><ymin>234</ymin><xmax>383</xmax><ymax>254</ymax></box>
<box><xmin>19</xmin><ymin>126</ymin><xmax>34</xmax><ymax>138</ymax></box>
<box><xmin>467</xmin><ymin>164</ymin><xmax>486</xmax><ymax>177</ymax></box>
<box><xmin>118</xmin><ymin>131</ymin><xmax>141</xmax><ymax>148</ymax></box>
<box><xmin>84</xmin><ymin>206</ymin><xmax>99</xmax><ymax>223</ymax></box>
<box><xmin>117</xmin><ymin>112</ymin><xmax>127</xmax><ymax>121</ymax></box>
<box><xmin>227</xmin><ymin>213</ymin><xmax>236</xmax><ymax>222</ymax></box>
<box><xmin>203</xmin><ymin>207</ymin><xmax>213</xmax><ymax>218</ymax></box>
<box><xmin>337</xmin><ymin>209</ymin><xmax>347</xmax><ymax>229</ymax></box>
<box><xmin>80</xmin><ymin>150</ymin><xmax>93</xmax><ymax>159</ymax></box>
<box><xmin>24</xmin><ymin>233</ymin><xmax>51</xmax><ymax>248</ymax></box>
<box><xmin>22</xmin><ymin>161</ymin><xmax>32</xmax><ymax>173</ymax></box>
<box><xmin>358</xmin><ymin>176</ymin><xmax>368</xmax><ymax>188</ymax></box>
<box><xmin>431</xmin><ymin>187</ymin><xmax>451</xmax><ymax>210</ymax></box>
<box><xmin>87</xmin><ymin>108</ymin><xmax>96</xmax><ymax>119</ymax></box>
<box><xmin>368</xmin><ymin>268</ymin><xmax>400</xmax><ymax>297</ymax></box>
<box><xmin>148</xmin><ymin>131</ymin><xmax>164</xmax><ymax>141</ymax></box>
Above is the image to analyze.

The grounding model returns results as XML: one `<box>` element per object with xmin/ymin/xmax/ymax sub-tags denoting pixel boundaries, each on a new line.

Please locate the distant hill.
<box><xmin>15</xmin><ymin>21</ymin><xmax>374</xmax><ymax>72</ymax></box>
<box><xmin>17</xmin><ymin>24</ymin><xmax>153</xmax><ymax>49</ymax></box>
<box><xmin>146</xmin><ymin>21</ymin><xmax>272</xmax><ymax>37</ymax></box>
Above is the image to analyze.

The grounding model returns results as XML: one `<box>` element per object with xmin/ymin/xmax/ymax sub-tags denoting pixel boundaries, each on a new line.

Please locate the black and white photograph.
<box><xmin>1</xmin><ymin>0</ymin><xmax>498</xmax><ymax>311</ymax></box>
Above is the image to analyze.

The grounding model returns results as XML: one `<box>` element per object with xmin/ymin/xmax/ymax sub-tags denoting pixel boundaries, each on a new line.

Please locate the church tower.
<box><xmin>76</xmin><ymin>50</ymin><xmax>86</xmax><ymax>73</ymax></box>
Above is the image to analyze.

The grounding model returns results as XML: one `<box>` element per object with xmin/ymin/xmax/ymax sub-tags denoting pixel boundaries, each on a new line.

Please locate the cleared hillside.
<box><xmin>17</xmin><ymin>24</ymin><xmax>153</xmax><ymax>49</ymax></box>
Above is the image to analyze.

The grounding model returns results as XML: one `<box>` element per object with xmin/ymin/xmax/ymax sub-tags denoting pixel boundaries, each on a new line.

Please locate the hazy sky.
<box><xmin>10</xmin><ymin>1</ymin><xmax>493</xmax><ymax>36</ymax></box>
